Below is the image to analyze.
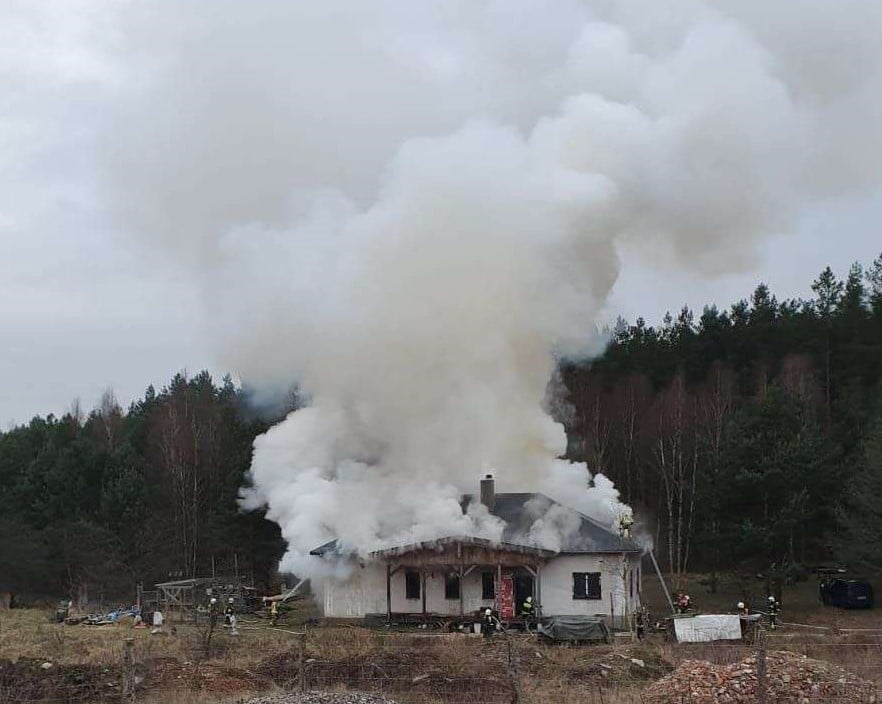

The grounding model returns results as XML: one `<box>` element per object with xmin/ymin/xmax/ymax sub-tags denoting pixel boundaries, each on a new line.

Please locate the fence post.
<box><xmin>122</xmin><ymin>638</ymin><xmax>135</xmax><ymax>703</ymax></box>
<box><xmin>756</xmin><ymin>626</ymin><xmax>767</xmax><ymax>704</ymax></box>
<box><xmin>298</xmin><ymin>631</ymin><xmax>306</xmax><ymax>693</ymax></box>
<box><xmin>506</xmin><ymin>638</ymin><xmax>523</xmax><ymax>704</ymax></box>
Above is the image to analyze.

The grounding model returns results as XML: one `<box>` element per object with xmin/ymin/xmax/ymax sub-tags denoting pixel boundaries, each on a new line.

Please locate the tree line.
<box><xmin>2</xmin><ymin>256</ymin><xmax>881</xmax><ymax>602</ymax></box>
<box><xmin>561</xmin><ymin>254</ymin><xmax>882</xmax><ymax>586</ymax></box>
<box><xmin>0</xmin><ymin>373</ymin><xmax>287</xmax><ymax>604</ymax></box>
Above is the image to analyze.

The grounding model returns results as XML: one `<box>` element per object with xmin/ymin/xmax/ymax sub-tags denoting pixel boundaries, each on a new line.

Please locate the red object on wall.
<box><xmin>496</xmin><ymin>573</ymin><xmax>514</xmax><ymax>619</ymax></box>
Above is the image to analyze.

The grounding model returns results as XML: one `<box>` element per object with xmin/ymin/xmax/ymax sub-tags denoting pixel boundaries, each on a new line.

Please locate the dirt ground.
<box><xmin>0</xmin><ymin>574</ymin><xmax>879</xmax><ymax>704</ymax></box>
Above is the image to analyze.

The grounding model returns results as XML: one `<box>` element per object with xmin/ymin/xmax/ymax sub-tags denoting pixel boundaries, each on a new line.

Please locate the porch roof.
<box><xmin>370</xmin><ymin>535</ymin><xmax>556</xmax><ymax>559</ymax></box>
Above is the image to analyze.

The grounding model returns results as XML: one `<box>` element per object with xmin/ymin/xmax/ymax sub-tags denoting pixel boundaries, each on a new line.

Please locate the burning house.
<box><xmin>310</xmin><ymin>475</ymin><xmax>642</xmax><ymax>628</ymax></box>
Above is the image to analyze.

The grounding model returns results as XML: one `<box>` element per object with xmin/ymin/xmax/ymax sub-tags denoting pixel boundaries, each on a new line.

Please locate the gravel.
<box><xmin>243</xmin><ymin>692</ymin><xmax>399</xmax><ymax>704</ymax></box>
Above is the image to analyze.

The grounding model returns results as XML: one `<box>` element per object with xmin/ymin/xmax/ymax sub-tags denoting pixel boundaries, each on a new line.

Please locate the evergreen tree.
<box><xmin>837</xmin><ymin>411</ymin><xmax>882</xmax><ymax>570</ymax></box>
<box><xmin>812</xmin><ymin>266</ymin><xmax>844</xmax><ymax>318</ymax></box>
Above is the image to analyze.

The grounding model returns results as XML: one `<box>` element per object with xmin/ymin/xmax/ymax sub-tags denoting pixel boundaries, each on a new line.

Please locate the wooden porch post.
<box><xmin>386</xmin><ymin>563</ymin><xmax>392</xmax><ymax>624</ymax></box>
<box><xmin>457</xmin><ymin>543</ymin><xmax>464</xmax><ymax>617</ymax></box>
<box><xmin>535</xmin><ymin>563</ymin><xmax>542</xmax><ymax>617</ymax></box>
<box><xmin>458</xmin><ymin>565</ymin><xmax>464</xmax><ymax>617</ymax></box>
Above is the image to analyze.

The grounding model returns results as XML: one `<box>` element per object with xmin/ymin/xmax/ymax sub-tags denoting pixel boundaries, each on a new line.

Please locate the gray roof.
<box><xmin>310</xmin><ymin>492</ymin><xmax>639</xmax><ymax>556</ymax></box>
<box><xmin>460</xmin><ymin>492</ymin><xmax>640</xmax><ymax>554</ymax></box>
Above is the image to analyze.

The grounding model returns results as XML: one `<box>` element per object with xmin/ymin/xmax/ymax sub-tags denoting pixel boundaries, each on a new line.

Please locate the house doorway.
<box><xmin>513</xmin><ymin>574</ymin><xmax>534</xmax><ymax>615</ymax></box>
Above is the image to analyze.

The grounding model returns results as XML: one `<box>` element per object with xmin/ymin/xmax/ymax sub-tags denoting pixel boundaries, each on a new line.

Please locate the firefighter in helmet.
<box><xmin>767</xmin><ymin>596</ymin><xmax>780</xmax><ymax>630</ymax></box>
<box><xmin>676</xmin><ymin>592</ymin><xmax>691</xmax><ymax>614</ymax></box>
<box><xmin>482</xmin><ymin>608</ymin><xmax>496</xmax><ymax>639</ymax></box>
<box><xmin>619</xmin><ymin>513</ymin><xmax>634</xmax><ymax>539</ymax></box>
<box><xmin>208</xmin><ymin>597</ymin><xmax>219</xmax><ymax>629</ymax></box>
<box><xmin>521</xmin><ymin>595</ymin><xmax>537</xmax><ymax>632</ymax></box>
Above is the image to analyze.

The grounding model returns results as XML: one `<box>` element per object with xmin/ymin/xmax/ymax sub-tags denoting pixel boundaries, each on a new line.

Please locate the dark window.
<box><xmin>572</xmin><ymin>572</ymin><xmax>602</xmax><ymax>600</ymax></box>
<box><xmin>445</xmin><ymin>573</ymin><xmax>461</xmax><ymax>600</ymax></box>
<box><xmin>481</xmin><ymin>572</ymin><xmax>495</xmax><ymax>600</ymax></box>
<box><xmin>405</xmin><ymin>570</ymin><xmax>420</xmax><ymax>600</ymax></box>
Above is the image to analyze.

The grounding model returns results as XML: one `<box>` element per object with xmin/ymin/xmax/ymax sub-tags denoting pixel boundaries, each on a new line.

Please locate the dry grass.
<box><xmin>2</xmin><ymin>590</ymin><xmax>881</xmax><ymax>704</ymax></box>
<box><xmin>0</xmin><ymin>608</ymin><xmax>310</xmax><ymax>669</ymax></box>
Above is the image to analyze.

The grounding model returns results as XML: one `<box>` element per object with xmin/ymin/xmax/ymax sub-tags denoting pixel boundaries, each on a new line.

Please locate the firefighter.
<box><xmin>767</xmin><ymin>596</ymin><xmax>780</xmax><ymax>630</ymax></box>
<box><xmin>676</xmin><ymin>592</ymin><xmax>691</xmax><ymax>614</ymax></box>
<box><xmin>270</xmin><ymin>599</ymin><xmax>279</xmax><ymax>627</ymax></box>
<box><xmin>619</xmin><ymin>513</ymin><xmax>634</xmax><ymax>539</ymax></box>
<box><xmin>521</xmin><ymin>595</ymin><xmax>537</xmax><ymax>633</ymax></box>
<box><xmin>736</xmin><ymin>601</ymin><xmax>749</xmax><ymax>637</ymax></box>
<box><xmin>482</xmin><ymin>608</ymin><xmax>496</xmax><ymax>639</ymax></box>
<box><xmin>224</xmin><ymin>597</ymin><xmax>235</xmax><ymax>626</ymax></box>
<box><xmin>635</xmin><ymin>607</ymin><xmax>647</xmax><ymax>640</ymax></box>
<box><xmin>208</xmin><ymin>597</ymin><xmax>218</xmax><ymax>629</ymax></box>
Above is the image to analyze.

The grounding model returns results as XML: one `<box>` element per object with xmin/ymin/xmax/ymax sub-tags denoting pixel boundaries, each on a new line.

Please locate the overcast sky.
<box><xmin>2</xmin><ymin>1</ymin><xmax>881</xmax><ymax>427</ymax></box>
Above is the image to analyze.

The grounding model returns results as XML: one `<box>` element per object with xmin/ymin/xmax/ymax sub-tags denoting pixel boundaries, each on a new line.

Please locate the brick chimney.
<box><xmin>480</xmin><ymin>474</ymin><xmax>496</xmax><ymax>511</ymax></box>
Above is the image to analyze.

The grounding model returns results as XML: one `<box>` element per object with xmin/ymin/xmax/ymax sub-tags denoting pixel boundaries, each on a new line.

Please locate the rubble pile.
<box><xmin>244</xmin><ymin>694</ymin><xmax>398</xmax><ymax>704</ymax></box>
<box><xmin>643</xmin><ymin>651</ymin><xmax>877</xmax><ymax>703</ymax></box>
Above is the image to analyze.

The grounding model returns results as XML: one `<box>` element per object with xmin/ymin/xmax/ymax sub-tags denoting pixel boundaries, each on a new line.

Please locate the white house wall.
<box><xmin>539</xmin><ymin>554</ymin><xmax>641</xmax><ymax>621</ymax></box>
<box><xmin>323</xmin><ymin>563</ymin><xmax>386</xmax><ymax>618</ymax></box>
<box><xmin>321</xmin><ymin>554</ymin><xmax>642</xmax><ymax>622</ymax></box>
<box><xmin>324</xmin><ymin>564</ymin><xmax>496</xmax><ymax>618</ymax></box>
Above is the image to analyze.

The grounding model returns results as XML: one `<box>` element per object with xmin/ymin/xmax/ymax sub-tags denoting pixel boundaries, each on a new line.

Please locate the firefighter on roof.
<box><xmin>619</xmin><ymin>513</ymin><xmax>634</xmax><ymax>539</ymax></box>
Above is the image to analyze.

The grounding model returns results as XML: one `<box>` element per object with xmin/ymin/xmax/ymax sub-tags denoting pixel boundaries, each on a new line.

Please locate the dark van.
<box><xmin>823</xmin><ymin>579</ymin><xmax>874</xmax><ymax>608</ymax></box>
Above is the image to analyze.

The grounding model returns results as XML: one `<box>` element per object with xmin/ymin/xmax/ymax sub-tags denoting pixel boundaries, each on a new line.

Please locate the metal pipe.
<box><xmin>648</xmin><ymin>549</ymin><xmax>675</xmax><ymax>614</ymax></box>
<box><xmin>386</xmin><ymin>563</ymin><xmax>392</xmax><ymax>624</ymax></box>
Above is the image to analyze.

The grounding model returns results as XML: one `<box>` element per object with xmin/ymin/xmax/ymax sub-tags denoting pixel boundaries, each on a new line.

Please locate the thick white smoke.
<box><xmin>102</xmin><ymin>0</ymin><xmax>882</xmax><ymax>575</ymax></box>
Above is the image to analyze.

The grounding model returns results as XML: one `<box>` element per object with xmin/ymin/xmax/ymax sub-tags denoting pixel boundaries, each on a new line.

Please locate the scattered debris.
<box><xmin>643</xmin><ymin>650</ymin><xmax>878</xmax><ymax>703</ymax></box>
<box><xmin>81</xmin><ymin>606</ymin><xmax>141</xmax><ymax>626</ymax></box>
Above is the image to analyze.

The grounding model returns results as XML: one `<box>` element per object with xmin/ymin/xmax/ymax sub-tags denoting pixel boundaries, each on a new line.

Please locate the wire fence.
<box><xmin>1</xmin><ymin>625</ymin><xmax>880</xmax><ymax>703</ymax></box>
<box><xmin>0</xmin><ymin>639</ymin><xmax>130</xmax><ymax>704</ymax></box>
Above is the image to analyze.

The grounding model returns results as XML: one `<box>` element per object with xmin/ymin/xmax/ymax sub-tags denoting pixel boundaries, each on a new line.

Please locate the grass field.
<box><xmin>0</xmin><ymin>572</ymin><xmax>879</xmax><ymax>703</ymax></box>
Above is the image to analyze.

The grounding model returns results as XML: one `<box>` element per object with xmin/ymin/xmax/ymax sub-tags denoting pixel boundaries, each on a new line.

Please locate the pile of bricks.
<box><xmin>643</xmin><ymin>650</ymin><xmax>877</xmax><ymax>703</ymax></box>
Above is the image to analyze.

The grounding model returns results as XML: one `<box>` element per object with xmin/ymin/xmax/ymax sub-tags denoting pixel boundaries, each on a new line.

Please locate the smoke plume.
<box><xmin>103</xmin><ymin>0</ymin><xmax>882</xmax><ymax>575</ymax></box>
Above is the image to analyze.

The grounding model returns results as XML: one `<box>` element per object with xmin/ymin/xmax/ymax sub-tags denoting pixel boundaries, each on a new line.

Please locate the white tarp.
<box><xmin>673</xmin><ymin>615</ymin><xmax>742</xmax><ymax>642</ymax></box>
